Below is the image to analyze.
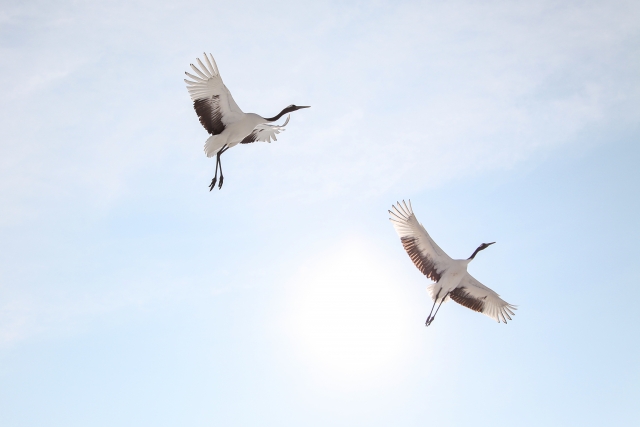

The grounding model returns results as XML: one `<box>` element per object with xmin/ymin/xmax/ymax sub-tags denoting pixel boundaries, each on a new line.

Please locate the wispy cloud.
<box><xmin>0</xmin><ymin>0</ymin><xmax>637</xmax><ymax>344</ymax></box>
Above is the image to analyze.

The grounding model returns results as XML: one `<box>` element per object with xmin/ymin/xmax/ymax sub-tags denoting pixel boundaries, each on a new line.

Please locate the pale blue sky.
<box><xmin>1</xmin><ymin>0</ymin><xmax>639</xmax><ymax>426</ymax></box>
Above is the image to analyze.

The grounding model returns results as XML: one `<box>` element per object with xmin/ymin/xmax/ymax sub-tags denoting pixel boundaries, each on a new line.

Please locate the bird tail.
<box><xmin>204</xmin><ymin>134</ymin><xmax>227</xmax><ymax>158</ymax></box>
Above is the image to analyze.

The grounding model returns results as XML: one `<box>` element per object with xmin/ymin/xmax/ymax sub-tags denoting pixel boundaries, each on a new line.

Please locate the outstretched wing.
<box><xmin>184</xmin><ymin>53</ymin><xmax>245</xmax><ymax>135</ymax></box>
<box><xmin>450</xmin><ymin>274</ymin><xmax>517</xmax><ymax>323</ymax></box>
<box><xmin>389</xmin><ymin>200</ymin><xmax>453</xmax><ymax>282</ymax></box>
<box><xmin>240</xmin><ymin>115</ymin><xmax>290</xmax><ymax>144</ymax></box>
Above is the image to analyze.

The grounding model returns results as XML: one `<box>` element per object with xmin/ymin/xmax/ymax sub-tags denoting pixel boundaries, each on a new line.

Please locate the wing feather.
<box><xmin>185</xmin><ymin>72</ymin><xmax>207</xmax><ymax>82</ymax></box>
<box><xmin>240</xmin><ymin>115</ymin><xmax>290</xmax><ymax>144</ymax></box>
<box><xmin>450</xmin><ymin>274</ymin><xmax>517</xmax><ymax>323</ymax></box>
<box><xmin>190</xmin><ymin>64</ymin><xmax>209</xmax><ymax>80</ymax></box>
<box><xmin>194</xmin><ymin>97</ymin><xmax>225</xmax><ymax>135</ymax></box>
<box><xmin>203</xmin><ymin>54</ymin><xmax>218</xmax><ymax>76</ymax></box>
<box><xmin>196</xmin><ymin>58</ymin><xmax>213</xmax><ymax>77</ymax></box>
<box><xmin>389</xmin><ymin>201</ymin><xmax>453</xmax><ymax>282</ymax></box>
<box><xmin>185</xmin><ymin>53</ymin><xmax>245</xmax><ymax>134</ymax></box>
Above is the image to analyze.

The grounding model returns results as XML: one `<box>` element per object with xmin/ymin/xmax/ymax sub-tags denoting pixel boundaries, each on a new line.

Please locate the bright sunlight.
<box><xmin>286</xmin><ymin>239</ymin><xmax>415</xmax><ymax>388</ymax></box>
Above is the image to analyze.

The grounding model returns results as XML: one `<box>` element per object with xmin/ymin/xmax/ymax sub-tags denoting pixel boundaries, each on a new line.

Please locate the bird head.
<box><xmin>468</xmin><ymin>242</ymin><xmax>495</xmax><ymax>260</ymax></box>
<box><xmin>284</xmin><ymin>104</ymin><xmax>310</xmax><ymax>113</ymax></box>
<box><xmin>265</xmin><ymin>105</ymin><xmax>310</xmax><ymax>122</ymax></box>
<box><xmin>479</xmin><ymin>242</ymin><xmax>495</xmax><ymax>250</ymax></box>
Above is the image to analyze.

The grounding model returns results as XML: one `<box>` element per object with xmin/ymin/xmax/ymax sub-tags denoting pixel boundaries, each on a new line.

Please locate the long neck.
<box><xmin>264</xmin><ymin>107</ymin><xmax>289</xmax><ymax>122</ymax></box>
<box><xmin>467</xmin><ymin>246</ymin><xmax>484</xmax><ymax>260</ymax></box>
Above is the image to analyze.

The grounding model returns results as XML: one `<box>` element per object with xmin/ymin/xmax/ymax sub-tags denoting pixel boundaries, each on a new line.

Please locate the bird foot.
<box><xmin>218</xmin><ymin>176</ymin><xmax>224</xmax><ymax>189</ymax></box>
<box><xmin>425</xmin><ymin>317</ymin><xmax>433</xmax><ymax>327</ymax></box>
<box><xmin>209</xmin><ymin>177</ymin><xmax>217</xmax><ymax>191</ymax></box>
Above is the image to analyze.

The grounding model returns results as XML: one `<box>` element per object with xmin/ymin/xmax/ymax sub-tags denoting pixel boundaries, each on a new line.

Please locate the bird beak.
<box><xmin>297</xmin><ymin>106</ymin><xmax>310</xmax><ymax>109</ymax></box>
<box><xmin>487</xmin><ymin>242</ymin><xmax>496</xmax><ymax>246</ymax></box>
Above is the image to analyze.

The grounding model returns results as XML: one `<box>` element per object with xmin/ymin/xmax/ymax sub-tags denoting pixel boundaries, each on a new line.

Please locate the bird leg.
<box><xmin>209</xmin><ymin>145</ymin><xmax>228</xmax><ymax>191</ymax></box>
<box><xmin>426</xmin><ymin>291</ymin><xmax>450</xmax><ymax>327</ymax></box>
<box><xmin>209</xmin><ymin>154</ymin><xmax>220</xmax><ymax>191</ymax></box>
<box><xmin>425</xmin><ymin>290</ymin><xmax>441</xmax><ymax>326</ymax></box>
<box><xmin>217</xmin><ymin>145</ymin><xmax>229</xmax><ymax>190</ymax></box>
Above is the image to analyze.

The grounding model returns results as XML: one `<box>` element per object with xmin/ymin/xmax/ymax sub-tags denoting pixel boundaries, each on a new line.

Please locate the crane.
<box><xmin>389</xmin><ymin>201</ymin><xmax>516</xmax><ymax>326</ymax></box>
<box><xmin>184</xmin><ymin>53</ymin><xmax>309</xmax><ymax>190</ymax></box>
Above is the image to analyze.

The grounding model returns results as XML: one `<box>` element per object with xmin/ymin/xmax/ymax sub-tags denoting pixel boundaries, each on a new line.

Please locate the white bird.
<box><xmin>184</xmin><ymin>53</ymin><xmax>309</xmax><ymax>190</ymax></box>
<box><xmin>389</xmin><ymin>201</ymin><xmax>516</xmax><ymax>326</ymax></box>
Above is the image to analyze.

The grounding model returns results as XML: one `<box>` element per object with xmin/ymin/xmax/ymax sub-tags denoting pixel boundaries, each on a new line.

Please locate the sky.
<box><xmin>0</xmin><ymin>0</ymin><xmax>639</xmax><ymax>425</ymax></box>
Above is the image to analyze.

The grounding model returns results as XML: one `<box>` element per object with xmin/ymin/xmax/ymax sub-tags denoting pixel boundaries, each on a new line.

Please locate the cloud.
<box><xmin>218</xmin><ymin>0</ymin><xmax>640</xmax><ymax>201</ymax></box>
<box><xmin>0</xmin><ymin>266</ymin><xmax>230</xmax><ymax>346</ymax></box>
<box><xmin>0</xmin><ymin>0</ymin><xmax>637</xmax><ymax>345</ymax></box>
<box><xmin>1</xmin><ymin>0</ymin><xmax>637</xmax><ymax>217</ymax></box>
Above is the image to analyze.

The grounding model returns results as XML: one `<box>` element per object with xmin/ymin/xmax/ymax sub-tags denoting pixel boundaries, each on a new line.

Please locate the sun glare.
<box><xmin>287</xmin><ymin>239</ymin><xmax>414</xmax><ymax>387</ymax></box>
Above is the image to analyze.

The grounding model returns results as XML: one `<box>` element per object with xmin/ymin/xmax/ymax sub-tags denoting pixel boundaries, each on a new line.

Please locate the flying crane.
<box><xmin>185</xmin><ymin>53</ymin><xmax>309</xmax><ymax>190</ymax></box>
<box><xmin>389</xmin><ymin>201</ymin><xmax>516</xmax><ymax>326</ymax></box>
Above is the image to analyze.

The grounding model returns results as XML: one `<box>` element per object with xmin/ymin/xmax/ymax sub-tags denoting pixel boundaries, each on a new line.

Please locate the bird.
<box><xmin>389</xmin><ymin>200</ymin><xmax>516</xmax><ymax>326</ymax></box>
<box><xmin>184</xmin><ymin>53</ymin><xmax>310</xmax><ymax>190</ymax></box>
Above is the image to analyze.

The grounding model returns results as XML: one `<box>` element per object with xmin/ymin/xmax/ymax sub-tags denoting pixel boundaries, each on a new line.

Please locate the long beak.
<box><xmin>487</xmin><ymin>242</ymin><xmax>496</xmax><ymax>246</ymax></box>
<box><xmin>297</xmin><ymin>106</ymin><xmax>310</xmax><ymax>109</ymax></box>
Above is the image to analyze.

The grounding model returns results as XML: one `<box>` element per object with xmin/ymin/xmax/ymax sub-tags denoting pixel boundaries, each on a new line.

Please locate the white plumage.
<box><xmin>389</xmin><ymin>200</ymin><xmax>516</xmax><ymax>326</ymax></box>
<box><xmin>184</xmin><ymin>53</ymin><xmax>309</xmax><ymax>190</ymax></box>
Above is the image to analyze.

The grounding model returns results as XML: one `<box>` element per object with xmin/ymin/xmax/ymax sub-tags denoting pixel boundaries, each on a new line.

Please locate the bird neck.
<box><xmin>467</xmin><ymin>246</ymin><xmax>483</xmax><ymax>260</ymax></box>
<box><xmin>264</xmin><ymin>107</ymin><xmax>290</xmax><ymax>122</ymax></box>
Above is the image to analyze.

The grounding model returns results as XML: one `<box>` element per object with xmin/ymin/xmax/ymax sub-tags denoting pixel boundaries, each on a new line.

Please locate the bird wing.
<box><xmin>184</xmin><ymin>53</ymin><xmax>245</xmax><ymax>135</ymax></box>
<box><xmin>450</xmin><ymin>273</ymin><xmax>517</xmax><ymax>323</ymax></box>
<box><xmin>389</xmin><ymin>200</ymin><xmax>453</xmax><ymax>282</ymax></box>
<box><xmin>240</xmin><ymin>115</ymin><xmax>290</xmax><ymax>144</ymax></box>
